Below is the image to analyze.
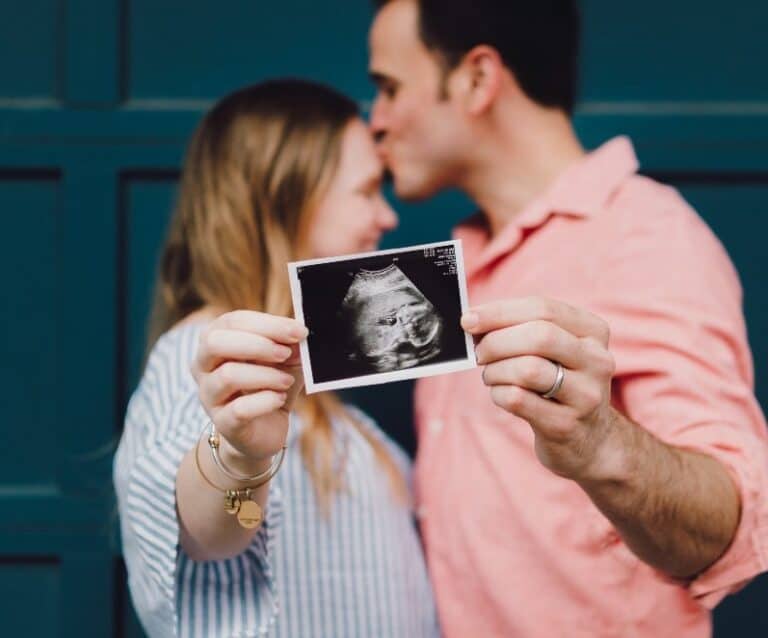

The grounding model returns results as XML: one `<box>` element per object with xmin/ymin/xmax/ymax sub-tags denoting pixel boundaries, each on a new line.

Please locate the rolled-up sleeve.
<box><xmin>594</xmin><ymin>188</ymin><xmax>768</xmax><ymax>607</ymax></box>
<box><xmin>114</xmin><ymin>382</ymin><xmax>282</xmax><ymax>637</ymax></box>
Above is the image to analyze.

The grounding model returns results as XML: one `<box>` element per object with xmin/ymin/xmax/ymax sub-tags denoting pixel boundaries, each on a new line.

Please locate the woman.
<box><xmin>113</xmin><ymin>79</ymin><xmax>439</xmax><ymax>638</ymax></box>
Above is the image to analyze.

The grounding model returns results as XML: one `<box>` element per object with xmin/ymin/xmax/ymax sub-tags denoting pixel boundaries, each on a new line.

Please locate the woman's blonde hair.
<box><xmin>147</xmin><ymin>79</ymin><xmax>405</xmax><ymax>511</ymax></box>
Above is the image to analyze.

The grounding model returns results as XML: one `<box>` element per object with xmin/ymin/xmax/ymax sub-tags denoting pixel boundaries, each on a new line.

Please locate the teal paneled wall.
<box><xmin>1</xmin><ymin>175</ymin><xmax>59</xmax><ymax>485</ymax></box>
<box><xmin>1</xmin><ymin>558</ymin><xmax>61</xmax><ymax>635</ymax></box>
<box><xmin>0</xmin><ymin>0</ymin><xmax>60</xmax><ymax>98</ymax></box>
<box><xmin>1</xmin><ymin>1</ymin><xmax>766</xmax><ymax>636</ymax></box>
<box><xmin>580</xmin><ymin>1</ymin><xmax>768</xmax><ymax>103</ymax></box>
<box><xmin>126</xmin><ymin>1</ymin><xmax>373</xmax><ymax>100</ymax></box>
<box><xmin>680</xmin><ymin>180</ymin><xmax>768</xmax><ymax>394</ymax></box>
<box><xmin>121</xmin><ymin>175</ymin><xmax>178</xmax><ymax>400</ymax></box>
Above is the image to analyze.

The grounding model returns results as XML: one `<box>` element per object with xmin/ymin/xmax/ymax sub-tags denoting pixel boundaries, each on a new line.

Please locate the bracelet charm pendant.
<box><xmin>222</xmin><ymin>487</ymin><xmax>263</xmax><ymax>528</ymax></box>
<box><xmin>224</xmin><ymin>490</ymin><xmax>241</xmax><ymax>514</ymax></box>
<box><xmin>237</xmin><ymin>498</ymin><xmax>263</xmax><ymax>529</ymax></box>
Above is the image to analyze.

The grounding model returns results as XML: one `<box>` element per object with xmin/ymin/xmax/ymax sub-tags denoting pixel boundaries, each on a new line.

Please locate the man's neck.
<box><xmin>460</xmin><ymin>107</ymin><xmax>585</xmax><ymax>238</ymax></box>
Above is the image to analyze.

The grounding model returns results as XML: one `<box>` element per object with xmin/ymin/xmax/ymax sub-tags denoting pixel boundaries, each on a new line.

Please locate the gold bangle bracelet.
<box><xmin>194</xmin><ymin>432</ymin><xmax>228</xmax><ymax>493</ymax></box>
<box><xmin>207</xmin><ymin>421</ymin><xmax>286</xmax><ymax>483</ymax></box>
<box><xmin>193</xmin><ymin>425</ymin><xmax>286</xmax><ymax>529</ymax></box>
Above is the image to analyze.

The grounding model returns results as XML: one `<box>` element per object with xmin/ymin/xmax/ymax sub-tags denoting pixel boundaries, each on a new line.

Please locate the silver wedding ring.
<box><xmin>541</xmin><ymin>361</ymin><xmax>565</xmax><ymax>400</ymax></box>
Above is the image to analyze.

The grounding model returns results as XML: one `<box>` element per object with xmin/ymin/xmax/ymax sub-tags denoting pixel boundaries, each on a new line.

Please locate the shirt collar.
<box><xmin>455</xmin><ymin>136</ymin><xmax>640</xmax><ymax>276</ymax></box>
<box><xmin>547</xmin><ymin>135</ymin><xmax>639</xmax><ymax>218</ymax></box>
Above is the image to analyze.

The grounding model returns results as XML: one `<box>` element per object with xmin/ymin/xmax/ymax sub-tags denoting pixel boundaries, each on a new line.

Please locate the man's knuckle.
<box><xmin>599</xmin><ymin>351</ymin><xmax>616</xmax><ymax>377</ymax></box>
<box><xmin>533</xmin><ymin>323</ymin><xmax>557</xmax><ymax>350</ymax></box>
<box><xmin>585</xmin><ymin>341</ymin><xmax>614</xmax><ymax>377</ymax></box>
<box><xmin>521</xmin><ymin>360</ymin><xmax>545</xmax><ymax>387</ymax></box>
<box><xmin>477</xmin><ymin>338</ymin><xmax>494</xmax><ymax>361</ymax></box>
<box><xmin>530</xmin><ymin>297</ymin><xmax>552</xmax><ymax>321</ymax></box>
<box><xmin>500</xmin><ymin>386</ymin><xmax>524</xmax><ymax>410</ymax></box>
<box><xmin>600</xmin><ymin>319</ymin><xmax>610</xmax><ymax>341</ymax></box>
<box><xmin>582</xmin><ymin>387</ymin><xmax>602</xmax><ymax>411</ymax></box>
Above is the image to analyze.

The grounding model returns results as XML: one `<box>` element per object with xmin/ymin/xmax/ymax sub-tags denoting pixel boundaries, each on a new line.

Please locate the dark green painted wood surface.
<box><xmin>1</xmin><ymin>1</ymin><xmax>766</xmax><ymax>635</ymax></box>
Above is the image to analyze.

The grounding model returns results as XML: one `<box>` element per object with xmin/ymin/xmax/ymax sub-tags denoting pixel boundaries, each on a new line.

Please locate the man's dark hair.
<box><xmin>373</xmin><ymin>0</ymin><xmax>580</xmax><ymax>114</ymax></box>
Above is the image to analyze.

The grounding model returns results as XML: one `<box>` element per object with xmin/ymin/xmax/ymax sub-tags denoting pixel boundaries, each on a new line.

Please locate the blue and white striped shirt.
<box><xmin>114</xmin><ymin>323</ymin><xmax>439</xmax><ymax>637</ymax></box>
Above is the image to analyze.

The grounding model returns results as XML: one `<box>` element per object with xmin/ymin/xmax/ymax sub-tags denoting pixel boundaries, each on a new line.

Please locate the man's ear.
<box><xmin>454</xmin><ymin>45</ymin><xmax>504</xmax><ymax>115</ymax></box>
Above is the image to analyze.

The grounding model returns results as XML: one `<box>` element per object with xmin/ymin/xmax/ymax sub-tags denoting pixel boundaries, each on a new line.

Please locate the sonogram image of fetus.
<box><xmin>340</xmin><ymin>263</ymin><xmax>443</xmax><ymax>372</ymax></box>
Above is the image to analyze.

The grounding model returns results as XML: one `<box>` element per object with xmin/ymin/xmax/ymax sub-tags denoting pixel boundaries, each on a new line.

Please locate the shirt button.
<box><xmin>428</xmin><ymin>418</ymin><xmax>444</xmax><ymax>435</ymax></box>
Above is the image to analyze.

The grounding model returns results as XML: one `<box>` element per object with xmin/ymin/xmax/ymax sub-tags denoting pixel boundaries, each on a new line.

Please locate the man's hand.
<box><xmin>462</xmin><ymin>296</ymin><xmax>741</xmax><ymax>578</ymax></box>
<box><xmin>462</xmin><ymin>296</ymin><xmax>620</xmax><ymax>482</ymax></box>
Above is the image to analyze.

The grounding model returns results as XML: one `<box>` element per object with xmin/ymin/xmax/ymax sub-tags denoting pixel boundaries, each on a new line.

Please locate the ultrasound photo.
<box><xmin>288</xmin><ymin>240</ymin><xmax>476</xmax><ymax>393</ymax></box>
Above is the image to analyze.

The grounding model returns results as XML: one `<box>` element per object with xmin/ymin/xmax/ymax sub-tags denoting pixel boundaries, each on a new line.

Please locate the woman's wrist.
<box><xmin>218</xmin><ymin>435</ymin><xmax>274</xmax><ymax>476</ymax></box>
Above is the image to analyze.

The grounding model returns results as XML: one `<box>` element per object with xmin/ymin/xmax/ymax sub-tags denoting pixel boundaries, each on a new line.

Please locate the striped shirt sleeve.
<box><xmin>114</xmin><ymin>326</ymin><xmax>283</xmax><ymax>637</ymax></box>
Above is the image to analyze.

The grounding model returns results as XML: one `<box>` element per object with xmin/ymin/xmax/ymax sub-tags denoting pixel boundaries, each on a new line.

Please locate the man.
<box><xmin>368</xmin><ymin>1</ymin><xmax>768</xmax><ymax>636</ymax></box>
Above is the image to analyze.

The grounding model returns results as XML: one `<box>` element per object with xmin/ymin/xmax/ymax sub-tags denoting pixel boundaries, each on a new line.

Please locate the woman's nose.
<box><xmin>378</xmin><ymin>201</ymin><xmax>398</xmax><ymax>231</ymax></box>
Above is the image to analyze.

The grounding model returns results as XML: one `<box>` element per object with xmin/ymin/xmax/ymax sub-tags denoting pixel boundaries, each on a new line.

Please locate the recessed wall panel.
<box><xmin>0</xmin><ymin>559</ymin><xmax>60</xmax><ymax>635</ymax></box>
<box><xmin>120</xmin><ymin>174</ymin><xmax>178</xmax><ymax>408</ymax></box>
<box><xmin>581</xmin><ymin>0</ymin><xmax>768</xmax><ymax>103</ymax></box>
<box><xmin>125</xmin><ymin>0</ymin><xmax>373</xmax><ymax>100</ymax></box>
<box><xmin>0</xmin><ymin>0</ymin><xmax>60</xmax><ymax>99</ymax></box>
<box><xmin>0</xmin><ymin>174</ymin><xmax>59</xmax><ymax>484</ymax></box>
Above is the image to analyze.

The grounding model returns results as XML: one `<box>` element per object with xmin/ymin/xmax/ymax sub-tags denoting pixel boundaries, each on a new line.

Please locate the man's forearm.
<box><xmin>578</xmin><ymin>409</ymin><xmax>741</xmax><ymax>579</ymax></box>
<box><xmin>464</xmin><ymin>298</ymin><xmax>743</xmax><ymax>579</ymax></box>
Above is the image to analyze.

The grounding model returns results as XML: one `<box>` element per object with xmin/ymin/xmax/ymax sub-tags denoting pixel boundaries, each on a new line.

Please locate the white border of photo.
<box><xmin>288</xmin><ymin>239</ymin><xmax>477</xmax><ymax>394</ymax></box>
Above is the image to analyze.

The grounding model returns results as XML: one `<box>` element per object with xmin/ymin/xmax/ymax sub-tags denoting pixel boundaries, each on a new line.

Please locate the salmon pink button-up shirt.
<box><xmin>414</xmin><ymin>137</ymin><xmax>768</xmax><ymax>638</ymax></box>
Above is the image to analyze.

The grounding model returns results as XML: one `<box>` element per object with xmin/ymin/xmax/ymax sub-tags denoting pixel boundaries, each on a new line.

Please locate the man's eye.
<box><xmin>381</xmin><ymin>84</ymin><xmax>398</xmax><ymax>99</ymax></box>
<box><xmin>378</xmin><ymin>316</ymin><xmax>397</xmax><ymax>326</ymax></box>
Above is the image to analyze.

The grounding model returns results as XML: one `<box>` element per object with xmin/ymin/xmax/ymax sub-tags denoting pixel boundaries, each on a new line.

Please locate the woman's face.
<box><xmin>307</xmin><ymin>118</ymin><xmax>398</xmax><ymax>258</ymax></box>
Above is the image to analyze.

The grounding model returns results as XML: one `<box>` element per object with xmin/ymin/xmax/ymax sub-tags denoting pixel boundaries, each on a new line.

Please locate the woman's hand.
<box><xmin>191</xmin><ymin>310</ymin><xmax>309</xmax><ymax>470</ymax></box>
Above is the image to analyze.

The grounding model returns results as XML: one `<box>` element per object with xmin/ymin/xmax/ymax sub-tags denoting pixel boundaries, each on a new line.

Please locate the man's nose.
<box><xmin>369</xmin><ymin>97</ymin><xmax>388</xmax><ymax>141</ymax></box>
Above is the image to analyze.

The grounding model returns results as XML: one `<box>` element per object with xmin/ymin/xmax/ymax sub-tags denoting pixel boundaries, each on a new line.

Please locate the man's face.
<box><xmin>368</xmin><ymin>0</ymin><xmax>467</xmax><ymax>201</ymax></box>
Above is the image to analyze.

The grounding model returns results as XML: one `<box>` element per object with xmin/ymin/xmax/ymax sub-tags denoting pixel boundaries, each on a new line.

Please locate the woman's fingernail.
<box><xmin>290</xmin><ymin>325</ymin><xmax>309</xmax><ymax>340</ymax></box>
<box><xmin>281</xmin><ymin>375</ymin><xmax>295</xmax><ymax>389</ymax></box>
<box><xmin>274</xmin><ymin>345</ymin><xmax>292</xmax><ymax>360</ymax></box>
<box><xmin>462</xmin><ymin>312</ymin><xmax>479</xmax><ymax>330</ymax></box>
